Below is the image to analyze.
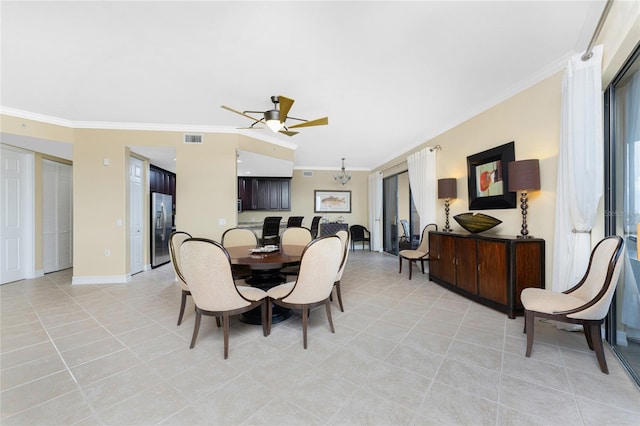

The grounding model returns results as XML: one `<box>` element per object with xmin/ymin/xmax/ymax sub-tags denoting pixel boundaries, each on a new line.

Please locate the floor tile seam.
<box><xmin>0</xmin><ymin>387</ymin><xmax>86</xmax><ymax>422</ymax></box>
<box><xmin>499</xmin><ymin>369</ymin><xmax>577</xmax><ymax>403</ymax></box>
<box><xmin>0</xmin><ymin>362</ymin><xmax>69</xmax><ymax>393</ymax></box>
<box><xmin>18</xmin><ymin>279</ymin><xmax>104</xmax><ymax>423</ymax></box>
<box><xmin>0</xmin><ymin>342</ymin><xmax>58</xmax><ymax>369</ymax></box>
<box><xmin>358</xmin><ymin>357</ymin><xmax>435</xmax><ymax>409</ymax></box>
<box><xmin>325</xmin><ymin>376</ymin><xmax>378</xmax><ymax>424</ymax></box>
<box><xmin>494</xmin><ymin>402</ymin><xmax>585</xmax><ymax>426</ymax></box>
<box><xmin>433</xmin><ymin>300</ymin><xmax>474</xmax><ymax>380</ymax></box>
<box><xmin>55</xmin><ymin>281</ymin><xmax>182</xmax><ymax>364</ymax></box>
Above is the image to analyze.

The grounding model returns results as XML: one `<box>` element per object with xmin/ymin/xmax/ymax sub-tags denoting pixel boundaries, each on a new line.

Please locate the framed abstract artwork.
<box><xmin>467</xmin><ymin>141</ymin><xmax>517</xmax><ymax>210</ymax></box>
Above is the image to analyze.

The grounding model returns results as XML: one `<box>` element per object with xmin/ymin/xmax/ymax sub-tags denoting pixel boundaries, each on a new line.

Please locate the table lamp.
<box><xmin>438</xmin><ymin>178</ymin><xmax>457</xmax><ymax>232</ymax></box>
<box><xmin>508</xmin><ymin>159</ymin><xmax>540</xmax><ymax>238</ymax></box>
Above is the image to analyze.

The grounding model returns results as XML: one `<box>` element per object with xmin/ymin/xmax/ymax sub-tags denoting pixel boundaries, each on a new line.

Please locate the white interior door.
<box><xmin>42</xmin><ymin>159</ymin><xmax>73</xmax><ymax>273</ymax></box>
<box><xmin>130</xmin><ymin>156</ymin><xmax>144</xmax><ymax>274</ymax></box>
<box><xmin>1</xmin><ymin>146</ymin><xmax>34</xmax><ymax>284</ymax></box>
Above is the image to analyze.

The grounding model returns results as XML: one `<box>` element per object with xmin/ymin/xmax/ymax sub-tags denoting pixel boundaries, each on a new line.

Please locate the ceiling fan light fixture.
<box><xmin>264</xmin><ymin>110</ymin><xmax>284</xmax><ymax>133</ymax></box>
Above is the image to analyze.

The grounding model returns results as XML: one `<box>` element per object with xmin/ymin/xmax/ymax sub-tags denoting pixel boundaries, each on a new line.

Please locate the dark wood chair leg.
<box><xmin>261</xmin><ymin>301</ymin><xmax>268</xmax><ymax>337</ymax></box>
<box><xmin>398</xmin><ymin>256</ymin><xmax>403</xmax><ymax>274</ymax></box>
<box><xmin>190</xmin><ymin>311</ymin><xmax>201</xmax><ymax>349</ymax></box>
<box><xmin>335</xmin><ymin>281</ymin><xmax>344</xmax><ymax>312</ymax></box>
<box><xmin>325</xmin><ymin>300</ymin><xmax>335</xmax><ymax>333</ymax></box>
<box><xmin>408</xmin><ymin>260</ymin><xmax>413</xmax><ymax>280</ymax></box>
<box><xmin>177</xmin><ymin>290</ymin><xmax>188</xmax><ymax>326</ymax></box>
<box><xmin>216</xmin><ymin>317</ymin><xmax>221</xmax><ymax>327</ymax></box>
<box><xmin>222</xmin><ymin>313</ymin><xmax>230</xmax><ymax>359</ymax></box>
<box><xmin>302</xmin><ymin>305</ymin><xmax>308</xmax><ymax>349</ymax></box>
<box><xmin>525</xmin><ymin>310</ymin><xmax>534</xmax><ymax>357</ymax></box>
<box><xmin>584</xmin><ymin>323</ymin><xmax>595</xmax><ymax>350</ymax></box>
<box><xmin>266</xmin><ymin>300</ymin><xmax>273</xmax><ymax>336</ymax></box>
<box><xmin>588</xmin><ymin>322</ymin><xmax>609</xmax><ymax>374</ymax></box>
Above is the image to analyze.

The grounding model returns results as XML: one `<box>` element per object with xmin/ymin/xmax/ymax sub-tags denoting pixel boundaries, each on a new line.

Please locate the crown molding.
<box><xmin>1</xmin><ymin>107</ymin><xmax>297</xmax><ymax>150</ymax></box>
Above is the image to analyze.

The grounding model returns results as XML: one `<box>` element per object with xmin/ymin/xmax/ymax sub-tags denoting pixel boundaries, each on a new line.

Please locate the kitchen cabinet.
<box><xmin>428</xmin><ymin>231</ymin><xmax>545</xmax><ymax>318</ymax></box>
<box><xmin>238</xmin><ymin>177</ymin><xmax>291</xmax><ymax>211</ymax></box>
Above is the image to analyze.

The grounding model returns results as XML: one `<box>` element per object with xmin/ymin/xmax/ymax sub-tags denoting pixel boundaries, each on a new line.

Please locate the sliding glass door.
<box><xmin>605</xmin><ymin>42</ymin><xmax>640</xmax><ymax>386</ymax></box>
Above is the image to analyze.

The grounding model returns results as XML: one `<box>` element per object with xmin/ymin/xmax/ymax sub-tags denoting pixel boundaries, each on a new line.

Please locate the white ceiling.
<box><xmin>1</xmin><ymin>1</ymin><xmax>605</xmax><ymax>172</ymax></box>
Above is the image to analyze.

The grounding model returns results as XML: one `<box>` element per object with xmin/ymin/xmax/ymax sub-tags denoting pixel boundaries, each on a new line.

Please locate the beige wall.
<box><xmin>237</xmin><ymin>169</ymin><xmax>369</xmax><ymax>230</ymax></box>
<box><xmin>375</xmin><ymin>73</ymin><xmax>562</xmax><ymax>285</ymax></box>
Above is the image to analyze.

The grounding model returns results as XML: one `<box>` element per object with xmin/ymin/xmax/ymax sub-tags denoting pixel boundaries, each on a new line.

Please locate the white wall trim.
<box><xmin>0</xmin><ymin>107</ymin><xmax>297</xmax><ymax>151</ymax></box>
<box><xmin>72</xmin><ymin>274</ymin><xmax>130</xmax><ymax>285</ymax></box>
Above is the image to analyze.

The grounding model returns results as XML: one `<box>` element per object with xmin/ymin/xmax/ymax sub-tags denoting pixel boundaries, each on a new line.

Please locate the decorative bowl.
<box><xmin>453</xmin><ymin>213</ymin><xmax>502</xmax><ymax>233</ymax></box>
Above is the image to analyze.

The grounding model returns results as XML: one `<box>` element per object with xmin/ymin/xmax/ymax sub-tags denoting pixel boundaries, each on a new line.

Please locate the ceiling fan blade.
<box><xmin>221</xmin><ymin>105</ymin><xmax>264</xmax><ymax>123</ymax></box>
<box><xmin>279</xmin><ymin>130</ymin><xmax>299</xmax><ymax>137</ymax></box>
<box><xmin>288</xmin><ymin>117</ymin><xmax>328</xmax><ymax>128</ymax></box>
<box><xmin>278</xmin><ymin>96</ymin><xmax>295</xmax><ymax>122</ymax></box>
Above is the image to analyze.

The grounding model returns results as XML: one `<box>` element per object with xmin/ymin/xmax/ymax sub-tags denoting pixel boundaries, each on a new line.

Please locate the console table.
<box><xmin>428</xmin><ymin>231</ymin><xmax>545</xmax><ymax>318</ymax></box>
<box><xmin>320</xmin><ymin>222</ymin><xmax>348</xmax><ymax>236</ymax></box>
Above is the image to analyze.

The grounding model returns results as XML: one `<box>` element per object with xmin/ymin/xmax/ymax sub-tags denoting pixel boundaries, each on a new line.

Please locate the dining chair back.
<box><xmin>332</xmin><ymin>230</ymin><xmax>350</xmax><ymax>312</ymax></box>
<box><xmin>286</xmin><ymin>216</ymin><xmax>304</xmax><ymax>228</ymax></box>
<box><xmin>221</xmin><ymin>227</ymin><xmax>258</xmax><ymax>280</ymax></box>
<box><xmin>399</xmin><ymin>219</ymin><xmax>410</xmax><ymax>242</ymax></box>
<box><xmin>169</xmin><ymin>231</ymin><xmax>192</xmax><ymax>325</ymax></box>
<box><xmin>261</xmin><ymin>216</ymin><xmax>282</xmax><ymax>245</ymax></box>
<box><xmin>398</xmin><ymin>223</ymin><xmax>437</xmax><ymax>279</ymax></box>
<box><xmin>349</xmin><ymin>225</ymin><xmax>371</xmax><ymax>251</ymax></box>
<box><xmin>265</xmin><ymin>235</ymin><xmax>343</xmax><ymax>348</ymax></box>
<box><xmin>221</xmin><ymin>227</ymin><xmax>258</xmax><ymax>248</ymax></box>
<box><xmin>310</xmin><ymin>216</ymin><xmax>322</xmax><ymax>238</ymax></box>
<box><xmin>521</xmin><ymin>235</ymin><xmax>624</xmax><ymax>373</ymax></box>
<box><xmin>180</xmin><ymin>238</ymin><xmax>268</xmax><ymax>358</ymax></box>
<box><xmin>281</xmin><ymin>227</ymin><xmax>312</xmax><ymax>246</ymax></box>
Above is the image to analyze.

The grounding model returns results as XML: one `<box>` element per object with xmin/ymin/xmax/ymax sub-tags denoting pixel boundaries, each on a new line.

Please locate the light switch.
<box><xmin>218</xmin><ymin>218</ymin><xmax>226</xmax><ymax>226</ymax></box>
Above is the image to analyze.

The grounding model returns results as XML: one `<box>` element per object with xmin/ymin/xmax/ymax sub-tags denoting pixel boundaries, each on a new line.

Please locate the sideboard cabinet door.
<box><xmin>477</xmin><ymin>240</ymin><xmax>507</xmax><ymax>305</ymax></box>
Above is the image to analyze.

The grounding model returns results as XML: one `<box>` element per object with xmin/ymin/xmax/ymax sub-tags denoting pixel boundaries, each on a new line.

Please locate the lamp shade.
<box><xmin>508</xmin><ymin>159</ymin><xmax>540</xmax><ymax>191</ymax></box>
<box><xmin>438</xmin><ymin>178</ymin><xmax>457</xmax><ymax>199</ymax></box>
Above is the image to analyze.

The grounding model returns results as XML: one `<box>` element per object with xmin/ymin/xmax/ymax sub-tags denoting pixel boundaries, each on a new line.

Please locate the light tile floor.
<box><xmin>1</xmin><ymin>251</ymin><xmax>639</xmax><ymax>425</ymax></box>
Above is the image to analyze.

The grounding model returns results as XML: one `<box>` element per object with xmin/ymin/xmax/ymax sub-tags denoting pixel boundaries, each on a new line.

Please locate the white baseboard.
<box><xmin>72</xmin><ymin>274</ymin><xmax>131</xmax><ymax>285</ymax></box>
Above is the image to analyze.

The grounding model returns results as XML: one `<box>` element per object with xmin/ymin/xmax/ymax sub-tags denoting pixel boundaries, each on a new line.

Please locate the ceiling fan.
<box><xmin>221</xmin><ymin>95</ymin><xmax>328</xmax><ymax>137</ymax></box>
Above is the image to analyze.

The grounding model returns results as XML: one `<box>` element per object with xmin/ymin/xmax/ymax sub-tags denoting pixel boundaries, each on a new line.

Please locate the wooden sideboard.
<box><xmin>428</xmin><ymin>231</ymin><xmax>545</xmax><ymax>319</ymax></box>
<box><xmin>320</xmin><ymin>222</ymin><xmax>348</xmax><ymax>236</ymax></box>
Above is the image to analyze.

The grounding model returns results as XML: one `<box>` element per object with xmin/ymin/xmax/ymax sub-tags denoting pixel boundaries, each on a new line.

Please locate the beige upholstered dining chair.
<box><xmin>280</xmin><ymin>226</ymin><xmax>313</xmax><ymax>245</ymax></box>
<box><xmin>398</xmin><ymin>223</ymin><xmax>437</xmax><ymax>279</ymax></box>
<box><xmin>180</xmin><ymin>238</ymin><xmax>268</xmax><ymax>359</ymax></box>
<box><xmin>221</xmin><ymin>227</ymin><xmax>259</xmax><ymax>281</ymax></box>
<box><xmin>169</xmin><ymin>231</ymin><xmax>192</xmax><ymax>326</ymax></box>
<box><xmin>221</xmin><ymin>227</ymin><xmax>259</xmax><ymax>248</ymax></box>
<box><xmin>331</xmin><ymin>230</ymin><xmax>350</xmax><ymax>312</ymax></box>
<box><xmin>280</xmin><ymin>227</ymin><xmax>313</xmax><ymax>279</ymax></box>
<box><xmin>265</xmin><ymin>235</ymin><xmax>343</xmax><ymax>349</ymax></box>
<box><xmin>521</xmin><ymin>236</ymin><xmax>624</xmax><ymax>374</ymax></box>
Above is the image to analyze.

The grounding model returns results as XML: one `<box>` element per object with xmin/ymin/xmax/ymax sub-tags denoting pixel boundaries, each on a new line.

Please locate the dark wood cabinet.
<box><xmin>428</xmin><ymin>231</ymin><xmax>544</xmax><ymax>318</ymax></box>
<box><xmin>238</xmin><ymin>177</ymin><xmax>291</xmax><ymax>211</ymax></box>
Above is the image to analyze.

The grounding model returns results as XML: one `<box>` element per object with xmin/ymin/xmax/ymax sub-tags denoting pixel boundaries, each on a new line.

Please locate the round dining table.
<box><xmin>225</xmin><ymin>244</ymin><xmax>306</xmax><ymax>324</ymax></box>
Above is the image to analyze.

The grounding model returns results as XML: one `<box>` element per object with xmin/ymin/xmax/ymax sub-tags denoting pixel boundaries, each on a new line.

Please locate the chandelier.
<box><xmin>334</xmin><ymin>158</ymin><xmax>352</xmax><ymax>185</ymax></box>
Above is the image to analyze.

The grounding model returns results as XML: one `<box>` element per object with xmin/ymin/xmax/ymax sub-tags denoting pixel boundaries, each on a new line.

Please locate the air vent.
<box><xmin>303</xmin><ymin>171</ymin><xmax>313</xmax><ymax>177</ymax></box>
<box><xmin>183</xmin><ymin>133</ymin><xmax>203</xmax><ymax>144</ymax></box>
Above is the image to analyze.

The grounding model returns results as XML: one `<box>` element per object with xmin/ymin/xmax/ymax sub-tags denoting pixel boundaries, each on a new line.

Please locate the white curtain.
<box><xmin>368</xmin><ymin>172</ymin><xmax>383</xmax><ymax>252</ymax></box>
<box><xmin>551</xmin><ymin>45</ymin><xmax>604</xmax><ymax>293</ymax></box>
<box><xmin>407</xmin><ymin>148</ymin><xmax>437</xmax><ymax>232</ymax></box>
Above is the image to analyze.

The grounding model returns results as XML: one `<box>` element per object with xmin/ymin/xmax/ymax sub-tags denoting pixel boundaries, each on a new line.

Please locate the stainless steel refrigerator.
<box><xmin>151</xmin><ymin>192</ymin><xmax>173</xmax><ymax>267</ymax></box>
